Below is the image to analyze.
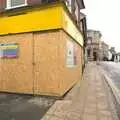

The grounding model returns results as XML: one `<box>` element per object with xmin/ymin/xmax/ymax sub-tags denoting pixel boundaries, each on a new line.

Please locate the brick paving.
<box><xmin>41</xmin><ymin>63</ymin><xmax>118</xmax><ymax>120</ymax></box>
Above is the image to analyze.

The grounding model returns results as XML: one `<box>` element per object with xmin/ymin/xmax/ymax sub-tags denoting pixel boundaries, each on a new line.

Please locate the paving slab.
<box><xmin>42</xmin><ymin>62</ymin><xmax>119</xmax><ymax>120</ymax></box>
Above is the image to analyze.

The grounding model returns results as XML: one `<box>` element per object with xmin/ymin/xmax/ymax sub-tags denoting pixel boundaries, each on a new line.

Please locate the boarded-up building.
<box><xmin>0</xmin><ymin>0</ymin><xmax>86</xmax><ymax>96</ymax></box>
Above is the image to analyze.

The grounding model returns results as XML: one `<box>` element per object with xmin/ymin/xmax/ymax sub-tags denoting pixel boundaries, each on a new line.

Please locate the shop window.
<box><xmin>6</xmin><ymin>0</ymin><xmax>27</xmax><ymax>9</ymax></box>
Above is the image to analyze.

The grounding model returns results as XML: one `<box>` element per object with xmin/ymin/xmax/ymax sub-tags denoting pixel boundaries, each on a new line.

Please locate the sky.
<box><xmin>82</xmin><ymin>0</ymin><xmax>120</xmax><ymax>52</ymax></box>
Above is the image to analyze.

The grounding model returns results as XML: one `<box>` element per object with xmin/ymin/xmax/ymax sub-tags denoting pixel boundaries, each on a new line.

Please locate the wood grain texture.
<box><xmin>58</xmin><ymin>30</ymin><xmax>82</xmax><ymax>96</ymax></box>
<box><xmin>0</xmin><ymin>30</ymin><xmax>83</xmax><ymax>96</ymax></box>
<box><xmin>34</xmin><ymin>30</ymin><xmax>82</xmax><ymax>96</ymax></box>
<box><xmin>34</xmin><ymin>31</ymin><xmax>60</xmax><ymax>96</ymax></box>
<box><xmin>0</xmin><ymin>33</ymin><xmax>33</xmax><ymax>94</ymax></box>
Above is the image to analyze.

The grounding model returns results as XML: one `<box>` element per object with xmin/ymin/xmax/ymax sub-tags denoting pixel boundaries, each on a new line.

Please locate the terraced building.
<box><xmin>0</xmin><ymin>0</ymin><xmax>86</xmax><ymax>96</ymax></box>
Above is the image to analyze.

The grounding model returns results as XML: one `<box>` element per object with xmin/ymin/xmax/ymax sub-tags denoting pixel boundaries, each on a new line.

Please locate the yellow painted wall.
<box><xmin>0</xmin><ymin>4</ymin><xmax>62</xmax><ymax>34</ymax></box>
<box><xmin>62</xmin><ymin>9</ymin><xmax>84</xmax><ymax>46</ymax></box>
<box><xmin>0</xmin><ymin>3</ymin><xmax>83</xmax><ymax>47</ymax></box>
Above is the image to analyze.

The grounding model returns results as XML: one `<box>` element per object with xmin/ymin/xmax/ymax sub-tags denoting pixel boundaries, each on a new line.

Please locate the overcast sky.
<box><xmin>82</xmin><ymin>0</ymin><xmax>120</xmax><ymax>52</ymax></box>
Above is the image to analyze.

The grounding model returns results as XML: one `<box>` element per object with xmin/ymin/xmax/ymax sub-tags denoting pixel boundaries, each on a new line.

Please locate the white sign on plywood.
<box><xmin>66</xmin><ymin>40</ymin><xmax>74</xmax><ymax>67</ymax></box>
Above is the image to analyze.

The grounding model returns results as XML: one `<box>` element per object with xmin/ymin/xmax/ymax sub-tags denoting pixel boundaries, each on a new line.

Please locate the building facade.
<box><xmin>117</xmin><ymin>53</ymin><xmax>120</xmax><ymax>62</ymax></box>
<box><xmin>0</xmin><ymin>0</ymin><xmax>86</xmax><ymax>96</ymax></box>
<box><xmin>100</xmin><ymin>41</ymin><xmax>109</xmax><ymax>61</ymax></box>
<box><xmin>109</xmin><ymin>47</ymin><xmax>116</xmax><ymax>61</ymax></box>
<box><xmin>86</xmin><ymin>30</ymin><xmax>101</xmax><ymax>61</ymax></box>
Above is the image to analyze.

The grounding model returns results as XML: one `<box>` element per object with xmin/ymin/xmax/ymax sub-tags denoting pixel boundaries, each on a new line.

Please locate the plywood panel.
<box><xmin>0</xmin><ymin>30</ymin><xmax>83</xmax><ymax>96</ymax></box>
<box><xmin>58</xmin><ymin>30</ymin><xmax>82</xmax><ymax>95</ymax></box>
<box><xmin>0</xmin><ymin>33</ymin><xmax>33</xmax><ymax>94</ymax></box>
<box><xmin>34</xmin><ymin>30</ymin><xmax>83</xmax><ymax>96</ymax></box>
<box><xmin>34</xmin><ymin>31</ymin><xmax>61</xmax><ymax>96</ymax></box>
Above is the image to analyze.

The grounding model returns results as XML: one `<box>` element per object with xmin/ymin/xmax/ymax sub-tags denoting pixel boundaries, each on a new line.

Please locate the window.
<box><xmin>87</xmin><ymin>49</ymin><xmax>90</xmax><ymax>57</ymax></box>
<box><xmin>6</xmin><ymin>0</ymin><xmax>27</xmax><ymax>9</ymax></box>
<box><xmin>65</xmin><ymin>0</ymin><xmax>72</xmax><ymax>13</ymax></box>
<box><xmin>75</xmin><ymin>0</ymin><xmax>78</xmax><ymax>21</ymax></box>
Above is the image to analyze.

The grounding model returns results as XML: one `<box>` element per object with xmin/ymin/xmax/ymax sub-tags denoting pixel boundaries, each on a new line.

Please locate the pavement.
<box><xmin>41</xmin><ymin>62</ymin><xmax>119</xmax><ymax>120</ymax></box>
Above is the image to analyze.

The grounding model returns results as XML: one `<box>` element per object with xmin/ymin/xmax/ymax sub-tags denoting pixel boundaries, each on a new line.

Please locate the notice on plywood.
<box><xmin>66</xmin><ymin>40</ymin><xmax>74</xmax><ymax>67</ymax></box>
<box><xmin>0</xmin><ymin>43</ymin><xmax>18</xmax><ymax>58</ymax></box>
<box><xmin>0</xmin><ymin>45</ymin><xmax>4</xmax><ymax>58</ymax></box>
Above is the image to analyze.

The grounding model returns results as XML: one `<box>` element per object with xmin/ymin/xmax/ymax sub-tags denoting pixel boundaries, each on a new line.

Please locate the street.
<box><xmin>100</xmin><ymin>62</ymin><xmax>120</xmax><ymax>119</ymax></box>
<box><xmin>0</xmin><ymin>94</ymin><xmax>55</xmax><ymax>120</ymax></box>
<box><xmin>100</xmin><ymin>62</ymin><xmax>120</xmax><ymax>92</ymax></box>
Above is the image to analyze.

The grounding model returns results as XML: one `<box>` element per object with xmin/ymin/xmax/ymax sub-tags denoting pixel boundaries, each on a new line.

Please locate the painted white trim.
<box><xmin>6</xmin><ymin>0</ymin><xmax>27</xmax><ymax>10</ymax></box>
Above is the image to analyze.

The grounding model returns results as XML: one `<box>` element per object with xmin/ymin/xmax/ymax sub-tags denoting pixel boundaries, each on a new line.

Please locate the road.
<box><xmin>100</xmin><ymin>62</ymin><xmax>120</xmax><ymax>90</ymax></box>
<box><xmin>100</xmin><ymin>62</ymin><xmax>120</xmax><ymax>118</ymax></box>
<box><xmin>0</xmin><ymin>93</ymin><xmax>55</xmax><ymax>120</ymax></box>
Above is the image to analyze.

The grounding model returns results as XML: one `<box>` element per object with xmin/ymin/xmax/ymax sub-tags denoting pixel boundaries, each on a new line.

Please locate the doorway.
<box><xmin>93</xmin><ymin>52</ymin><xmax>97</xmax><ymax>61</ymax></box>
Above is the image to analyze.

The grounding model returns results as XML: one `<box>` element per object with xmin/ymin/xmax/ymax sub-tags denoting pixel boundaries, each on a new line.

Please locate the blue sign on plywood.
<box><xmin>0</xmin><ymin>44</ymin><xmax>5</xmax><ymax>58</ymax></box>
<box><xmin>0</xmin><ymin>43</ymin><xmax>18</xmax><ymax>58</ymax></box>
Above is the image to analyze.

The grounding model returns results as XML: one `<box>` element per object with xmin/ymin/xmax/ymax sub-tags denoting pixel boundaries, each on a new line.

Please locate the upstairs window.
<box><xmin>6</xmin><ymin>0</ymin><xmax>27</xmax><ymax>9</ymax></box>
<box><xmin>65</xmin><ymin>0</ymin><xmax>72</xmax><ymax>13</ymax></box>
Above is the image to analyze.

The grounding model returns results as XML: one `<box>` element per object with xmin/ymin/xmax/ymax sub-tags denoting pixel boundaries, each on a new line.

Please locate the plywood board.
<box><xmin>58</xmin><ymin>30</ymin><xmax>82</xmax><ymax>95</ymax></box>
<box><xmin>34</xmin><ymin>31</ymin><xmax>61</xmax><ymax>96</ymax></box>
<box><xmin>34</xmin><ymin>30</ymin><xmax>83</xmax><ymax>96</ymax></box>
<box><xmin>0</xmin><ymin>33</ymin><xmax>33</xmax><ymax>94</ymax></box>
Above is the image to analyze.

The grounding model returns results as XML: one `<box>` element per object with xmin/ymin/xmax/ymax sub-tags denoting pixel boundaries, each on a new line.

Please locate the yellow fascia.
<box><xmin>61</xmin><ymin>8</ymin><xmax>83</xmax><ymax>46</ymax></box>
<box><xmin>0</xmin><ymin>3</ymin><xmax>83</xmax><ymax>46</ymax></box>
<box><xmin>0</xmin><ymin>4</ymin><xmax>62</xmax><ymax>35</ymax></box>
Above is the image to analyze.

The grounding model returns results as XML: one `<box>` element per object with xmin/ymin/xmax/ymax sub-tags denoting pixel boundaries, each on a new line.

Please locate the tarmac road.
<box><xmin>100</xmin><ymin>62</ymin><xmax>120</xmax><ymax>118</ymax></box>
<box><xmin>100</xmin><ymin>62</ymin><xmax>120</xmax><ymax>90</ymax></box>
<box><xmin>0</xmin><ymin>93</ymin><xmax>55</xmax><ymax>120</ymax></box>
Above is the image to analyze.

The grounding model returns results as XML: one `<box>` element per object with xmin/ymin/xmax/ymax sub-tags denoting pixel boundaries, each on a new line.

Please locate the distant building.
<box><xmin>100</xmin><ymin>41</ymin><xmax>109</xmax><ymax>61</ymax></box>
<box><xmin>108</xmin><ymin>50</ymin><xmax>112</xmax><ymax>61</ymax></box>
<box><xmin>117</xmin><ymin>53</ymin><xmax>120</xmax><ymax>62</ymax></box>
<box><xmin>109</xmin><ymin>47</ymin><xmax>116</xmax><ymax>61</ymax></box>
<box><xmin>86</xmin><ymin>30</ymin><xmax>102</xmax><ymax>61</ymax></box>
